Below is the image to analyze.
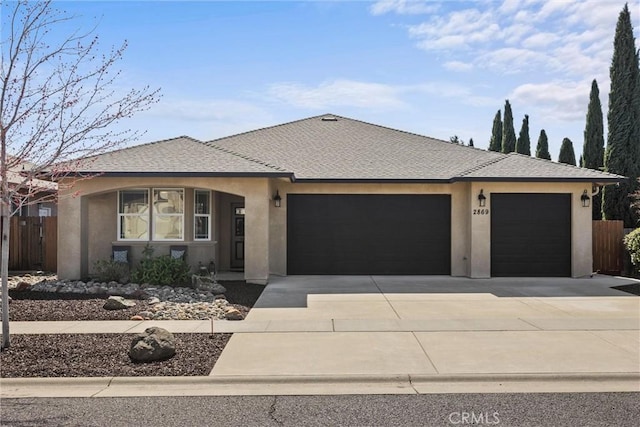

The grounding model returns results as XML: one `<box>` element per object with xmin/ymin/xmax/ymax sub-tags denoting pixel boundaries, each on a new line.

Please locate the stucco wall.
<box><xmin>58</xmin><ymin>176</ymin><xmax>271</xmax><ymax>284</ymax></box>
<box><xmin>467</xmin><ymin>181</ymin><xmax>593</xmax><ymax>278</ymax></box>
<box><xmin>58</xmin><ymin>176</ymin><xmax>594</xmax><ymax>283</ymax></box>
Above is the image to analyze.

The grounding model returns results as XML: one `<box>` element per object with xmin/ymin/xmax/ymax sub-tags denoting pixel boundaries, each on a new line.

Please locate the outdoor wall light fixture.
<box><xmin>581</xmin><ymin>190</ymin><xmax>590</xmax><ymax>208</ymax></box>
<box><xmin>478</xmin><ymin>189</ymin><xmax>487</xmax><ymax>207</ymax></box>
<box><xmin>273</xmin><ymin>190</ymin><xmax>282</xmax><ymax>208</ymax></box>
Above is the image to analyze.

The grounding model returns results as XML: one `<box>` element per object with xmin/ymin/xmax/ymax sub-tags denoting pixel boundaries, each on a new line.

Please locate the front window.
<box><xmin>194</xmin><ymin>190</ymin><xmax>211</xmax><ymax>240</ymax></box>
<box><xmin>152</xmin><ymin>189</ymin><xmax>184</xmax><ymax>240</ymax></box>
<box><xmin>118</xmin><ymin>190</ymin><xmax>149</xmax><ymax>240</ymax></box>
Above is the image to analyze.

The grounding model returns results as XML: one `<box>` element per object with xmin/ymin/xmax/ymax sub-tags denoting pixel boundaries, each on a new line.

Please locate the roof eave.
<box><xmin>290</xmin><ymin>178</ymin><xmax>454</xmax><ymax>184</ymax></box>
<box><xmin>453</xmin><ymin>176</ymin><xmax>626</xmax><ymax>184</ymax></box>
<box><xmin>60</xmin><ymin>171</ymin><xmax>295</xmax><ymax>179</ymax></box>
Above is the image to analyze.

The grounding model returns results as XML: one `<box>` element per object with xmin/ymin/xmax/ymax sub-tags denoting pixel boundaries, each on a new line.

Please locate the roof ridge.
<box><xmin>327</xmin><ymin>114</ymin><xmax>450</xmax><ymax>144</ymax></box>
<box><xmin>207</xmin><ymin>113</ymin><xmax>334</xmax><ymax>145</ymax></box>
<box><xmin>458</xmin><ymin>152</ymin><xmax>508</xmax><ymax>176</ymax></box>
<box><xmin>207</xmin><ymin>143</ymin><xmax>290</xmax><ymax>173</ymax></box>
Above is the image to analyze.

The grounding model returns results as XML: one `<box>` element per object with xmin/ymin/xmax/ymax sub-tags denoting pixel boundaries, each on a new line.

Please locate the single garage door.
<box><xmin>287</xmin><ymin>194</ymin><xmax>451</xmax><ymax>275</ymax></box>
<box><xmin>491</xmin><ymin>193</ymin><xmax>571</xmax><ymax>277</ymax></box>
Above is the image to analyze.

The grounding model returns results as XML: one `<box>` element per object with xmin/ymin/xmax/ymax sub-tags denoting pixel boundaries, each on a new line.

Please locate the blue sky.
<box><xmin>26</xmin><ymin>1</ymin><xmax>640</xmax><ymax>160</ymax></box>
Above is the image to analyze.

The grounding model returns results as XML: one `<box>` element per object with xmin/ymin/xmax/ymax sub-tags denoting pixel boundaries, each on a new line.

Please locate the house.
<box><xmin>6</xmin><ymin>160</ymin><xmax>57</xmax><ymax>217</ymax></box>
<box><xmin>56</xmin><ymin>114</ymin><xmax>624</xmax><ymax>283</ymax></box>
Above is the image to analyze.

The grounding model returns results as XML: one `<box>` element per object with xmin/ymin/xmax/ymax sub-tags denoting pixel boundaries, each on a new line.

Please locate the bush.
<box><xmin>91</xmin><ymin>259</ymin><xmax>130</xmax><ymax>283</ymax></box>
<box><xmin>131</xmin><ymin>256</ymin><xmax>191</xmax><ymax>287</ymax></box>
<box><xmin>623</xmin><ymin>228</ymin><xmax>640</xmax><ymax>273</ymax></box>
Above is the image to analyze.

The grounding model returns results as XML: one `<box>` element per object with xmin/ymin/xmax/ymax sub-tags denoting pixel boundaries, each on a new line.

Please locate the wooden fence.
<box><xmin>592</xmin><ymin>220</ymin><xmax>624</xmax><ymax>275</ymax></box>
<box><xmin>1</xmin><ymin>216</ymin><xmax>57</xmax><ymax>272</ymax></box>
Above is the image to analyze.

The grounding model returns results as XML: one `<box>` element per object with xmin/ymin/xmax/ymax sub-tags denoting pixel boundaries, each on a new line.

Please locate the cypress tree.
<box><xmin>501</xmin><ymin>100</ymin><xmax>516</xmax><ymax>153</ymax></box>
<box><xmin>582</xmin><ymin>79</ymin><xmax>605</xmax><ymax>220</ymax></box>
<box><xmin>603</xmin><ymin>3</ymin><xmax>640</xmax><ymax>227</ymax></box>
<box><xmin>488</xmin><ymin>110</ymin><xmax>502</xmax><ymax>152</ymax></box>
<box><xmin>515</xmin><ymin>114</ymin><xmax>531</xmax><ymax>155</ymax></box>
<box><xmin>558</xmin><ymin>137</ymin><xmax>577</xmax><ymax>165</ymax></box>
<box><xmin>535</xmin><ymin>129</ymin><xmax>551</xmax><ymax>160</ymax></box>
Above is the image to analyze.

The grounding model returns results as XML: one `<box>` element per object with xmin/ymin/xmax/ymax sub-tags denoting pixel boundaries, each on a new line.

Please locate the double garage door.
<box><xmin>287</xmin><ymin>194</ymin><xmax>451</xmax><ymax>275</ymax></box>
<box><xmin>287</xmin><ymin>193</ymin><xmax>572</xmax><ymax>277</ymax></box>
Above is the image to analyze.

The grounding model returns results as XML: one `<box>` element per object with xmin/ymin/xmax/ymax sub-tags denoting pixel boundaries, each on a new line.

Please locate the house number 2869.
<box><xmin>473</xmin><ymin>209</ymin><xmax>489</xmax><ymax>215</ymax></box>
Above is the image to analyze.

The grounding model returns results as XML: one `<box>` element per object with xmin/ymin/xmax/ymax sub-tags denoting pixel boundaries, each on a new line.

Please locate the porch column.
<box><xmin>244</xmin><ymin>180</ymin><xmax>270</xmax><ymax>284</ymax></box>
<box><xmin>57</xmin><ymin>192</ymin><xmax>88</xmax><ymax>280</ymax></box>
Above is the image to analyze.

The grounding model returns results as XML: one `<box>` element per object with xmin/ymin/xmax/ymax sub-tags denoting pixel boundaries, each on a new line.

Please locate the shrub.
<box><xmin>623</xmin><ymin>228</ymin><xmax>640</xmax><ymax>272</ymax></box>
<box><xmin>131</xmin><ymin>255</ymin><xmax>191</xmax><ymax>287</ymax></box>
<box><xmin>92</xmin><ymin>259</ymin><xmax>130</xmax><ymax>283</ymax></box>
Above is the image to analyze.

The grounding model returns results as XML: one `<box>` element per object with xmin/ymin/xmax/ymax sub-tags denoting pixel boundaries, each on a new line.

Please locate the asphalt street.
<box><xmin>1</xmin><ymin>393</ymin><xmax>638</xmax><ymax>426</ymax></box>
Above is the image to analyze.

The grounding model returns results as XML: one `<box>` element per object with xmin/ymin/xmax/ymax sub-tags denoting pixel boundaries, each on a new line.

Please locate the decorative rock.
<box><xmin>9</xmin><ymin>274</ymin><xmax>242</xmax><ymax>320</ymax></box>
<box><xmin>130</xmin><ymin>315</ymin><xmax>144</xmax><ymax>321</ymax></box>
<box><xmin>224</xmin><ymin>306</ymin><xmax>244</xmax><ymax>321</ymax></box>
<box><xmin>191</xmin><ymin>275</ymin><xmax>226</xmax><ymax>294</ymax></box>
<box><xmin>15</xmin><ymin>281</ymin><xmax>31</xmax><ymax>291</ymax></box>
<box><xmin>129</xmin><ymin>327</ymin><xmax>176</xmax><ymax>362</ymax></box>
<box><xmin>103</xmin><ymin>296</ymin><xmax>136</xmax><ymax>310</ymax></box>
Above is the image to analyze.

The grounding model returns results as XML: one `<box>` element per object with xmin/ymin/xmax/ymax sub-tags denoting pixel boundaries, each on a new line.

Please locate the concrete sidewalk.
<box><xmin>2</xmin><ymin>275</ymin><xmax>639</xmax><ymax>397</ymax></box>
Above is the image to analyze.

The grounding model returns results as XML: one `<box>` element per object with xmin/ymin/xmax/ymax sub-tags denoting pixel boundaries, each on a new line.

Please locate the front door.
<box><xmin>230</xmin><ymin>203</ymin><xmax>245</xmax><ymax>270</ymax></box>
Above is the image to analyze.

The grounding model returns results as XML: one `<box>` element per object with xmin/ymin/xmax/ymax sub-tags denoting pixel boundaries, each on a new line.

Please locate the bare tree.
<box><xmin>1</xmin><ymin>1</ymin><xmax>160</xmax><ymax>349</ymax></box>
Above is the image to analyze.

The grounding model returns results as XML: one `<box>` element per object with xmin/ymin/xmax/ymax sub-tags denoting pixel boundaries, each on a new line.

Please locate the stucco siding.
<box><xmin>58</xmin><ymin>176</ymin><xmax>596</xmax><ymax>282</ymax></box>
<box><xmin>467</xmin><ymin>181</ymin><xmax>592</xmax><ymax>278</ymax></box>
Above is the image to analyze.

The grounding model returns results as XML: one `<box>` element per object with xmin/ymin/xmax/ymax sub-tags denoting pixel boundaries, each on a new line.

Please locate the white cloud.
<box><xmin>498</xmin><ymin>0</ymin><xmax>524</xmax><ymax>15</ymax></box>
<box><xmin>398</xmin><ymin>0</ymin><xmax>639</xmax><ymax>80</ymax></box>
<box><xmin>267</xmin><ymin>79</ymin><xmax>489</xmax><ymax>110</ymax></box>
<box><xmin>510</xmin><ymin>79</ymin><xmax>593</xmax><ymax>122</ymax></box>
<box><xmin>476</xmin><ymin>48</ymin><xmax>558</xmax><ymax>74</ymax></box>
<box><xmin>521</xmin><ymin>32</ymin><xmax>558</xmax><ymax>49</ymax></box>
<box><xmin>149</xmin><ymin>99</ymin><xmax>268</xmax><ymax>122</ymax></box>
<box><xmin>443</xmin><ymin>60</ymin><xmax>474</xmax><ymax>72</ymax></box>
<box><xmin>268</xmin><ymin>80</ymin><xmax>406</xmax><ymax>109</ymax></box>
<box><xmin>370</xmin><ymin>0</ymin><xmax>439</xmax><ymax>16</ymax></box>
<box><xmin>416</xmin><ymin>34</ymin><xmax>468</xmax><ymax>50</ymax></box>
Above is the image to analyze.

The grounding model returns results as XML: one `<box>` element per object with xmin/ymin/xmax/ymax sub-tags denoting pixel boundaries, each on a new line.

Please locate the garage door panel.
<box><xmin>287</xmin><ymin>194</ymin><xmax>451</xmax><ymax>275</ymax></box>
<box><xmin>491</xmin><ymin>193</ymin><xmax>571</xmax><ymax>277</ymax></box>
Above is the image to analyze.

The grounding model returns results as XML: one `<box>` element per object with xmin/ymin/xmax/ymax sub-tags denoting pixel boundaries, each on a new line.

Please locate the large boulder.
<box><xmin>103</xmin><ymin>295</ymin><xmax>136</xmax><ymax>310</ymax></box>
<box><xmin>191</xmin><ymin>275</ymin><xmax>226</xmax><ymax>294</ymax></box>
<box><xmin>128</xmin><ymin>327</ymin><xmax>176</xmax><ymax>362</ymax></box>
<box><xmin>224</xmin><ymin>306</ymin><xmax>244</xmax><ymax>321</ymax></box>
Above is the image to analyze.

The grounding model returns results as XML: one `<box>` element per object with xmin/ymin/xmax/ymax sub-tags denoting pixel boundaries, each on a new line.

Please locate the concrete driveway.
<box><xmin>211</xmin><ymin>275</ymin><xmax>640</xmax><ymax>386</ymax></box>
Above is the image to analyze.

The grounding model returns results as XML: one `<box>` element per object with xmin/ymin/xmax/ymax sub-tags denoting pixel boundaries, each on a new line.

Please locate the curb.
<box><xmin>2</xmin><ymin>372</ymin><xmax>639</xmax><ymax>398</ymax></box>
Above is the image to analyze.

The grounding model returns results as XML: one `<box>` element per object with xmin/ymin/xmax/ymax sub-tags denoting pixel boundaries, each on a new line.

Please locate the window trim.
<box><xmin>117</xmin><ymin>189</ymin><xmax>150</xmax><ymax>241</ymax></box>
<box><xmin>194</xmin><ymin>189</ymin><xmax>212</xmax><ymax>241</ymax></box>
<box><xmin>151</xmin><ymin>188</ymin><xmax>185</xmax><ymax>242</ymax></box>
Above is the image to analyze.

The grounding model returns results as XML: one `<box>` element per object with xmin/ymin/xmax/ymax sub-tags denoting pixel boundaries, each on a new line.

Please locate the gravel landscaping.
<box><xmin>0</xmin><ymin>333</ymin><xmax>231</xmax><ymax>377</ymax></box>
<box><xmin>6</xmin><ymin>280</ymin><xmax>263</xmax><ymax>321</ymax></box>
<box><xmin>0</xmin><ymin>275</ymin><xmax>264</xmax><ymax>378</ymax></box>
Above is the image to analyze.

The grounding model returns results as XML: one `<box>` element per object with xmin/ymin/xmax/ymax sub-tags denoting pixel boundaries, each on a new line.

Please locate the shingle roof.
<box><xmin>73</xmin><ymin>136</ymin><xmax>289</xmax><ymax>176</ymax></box>
<box><xmin>459</xmin><ymin>153</ymin><xmax>622</xmax><ymax>182</ymax></box>
<box><xmin>75</xmin><ymin>114</ymin><xmax>624</xmax><ymax>183</ymax></box>
<box><xmin>208</xmin><ymin>114</ymin><xmax>623</xmax><ymax>182</ymax></box>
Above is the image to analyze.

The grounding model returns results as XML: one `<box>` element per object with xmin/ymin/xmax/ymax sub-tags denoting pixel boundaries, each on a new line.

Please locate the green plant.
<box><xmin>91</xmin><ymin>259</ymin><xmax>130</xmax><ymax>283</ymax></box>
<box><xmin>623</xmin><ymin>228</ymin><xmax>640</xmax><ymax>272</ymax></box>
<box><xmin>131</xmin><ymin>255</ymin><xmax>191</xmax><ymax>287</ymax></box>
